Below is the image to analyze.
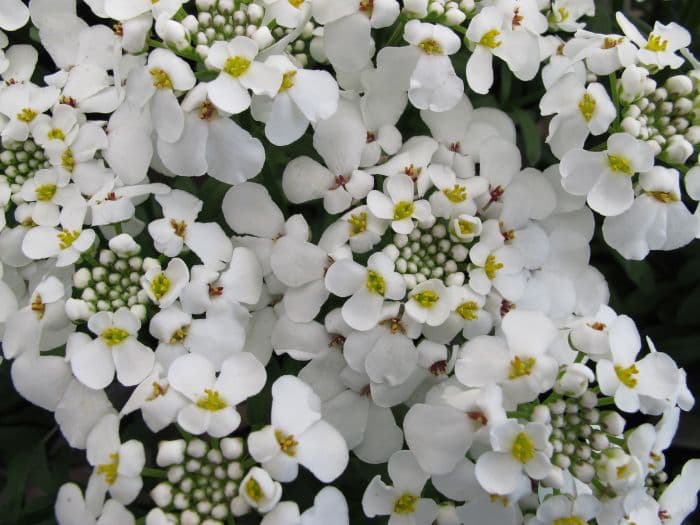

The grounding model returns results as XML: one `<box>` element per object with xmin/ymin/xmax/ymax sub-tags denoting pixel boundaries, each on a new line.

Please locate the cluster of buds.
<box><xmin>0</xmin><ymin>139</ymin><xmax>49</xmax><ymax>204</ymax></box>
<box><xmin>403</xmin><ymin>0</ymin><xmax>474</xmax><ymax>25</ymax></box>
<box><xmin>383</xmin><ymin>223</ymin><xmax>468</xmax><ymax>290</ymax></box>
<box><xmin>149</xmin><ymin>438</ymin><xmax>246</xmax><ymax>525</ymax></box>
<box><xmin>621</xmin><ymin>71</ymin><xmax>700</xmax><ymax>163</ymax></box>
<box><xmin>68</xmin><ymin>243</ymin><xmax>150</xmax><ymax>321</ymax></box>
<box><xmin>183</xmin><ymin>0</ymin><xmax>269</xmax><ymax>60</ymax></box>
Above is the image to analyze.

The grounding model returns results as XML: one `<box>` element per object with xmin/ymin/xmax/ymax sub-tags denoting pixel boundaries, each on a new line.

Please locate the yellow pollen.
<box><xmin>150</xmin><ymin>68</ymin><xmax>173</xmax><ymax>89</ymax></box>
<box><xmin>645</xmin><ymin>34</ymin><xmax>669</xmax><ymax>52</ymax></box>
<box><xmin>31</xmin><ymin>294</ymin><xmax>45</xmax><ymax>319</ymax></box>
<box><xmin>289</xmin><ymin>0</ymin><xmax>304</xmax><ymax>6</ymax></box>
<box><xmin>479</xmin><ymin>29</ymin><xmax>502</xmax><ymax>49</ymax></box>
<box><xmin>614</xmin><ymin>363</ymin><xmax>639</xmax><ymax>388</ymax></box>
<box><xmin>147</xmin><ymin>382</ymin><xmax>168</xmax><ymax>401</ymax></box>
<box><xmin>511</xmin><ymin>432</ymin><xmax>536</xmax><ymax>464</ymax></box>
<box><xmin>47</xmin><ymin>128</ymin><xmax>65</xmax><ymax>140</ymax></box>
<box><xmin>607</xmin><ymin>154</ymin><xmax>633</xmax><ymax>175</ymax></box>
<box><xmin>101</xmin><ymin>327</ymin><xmax>130</xmax><ymax>346</ymax></box>
<box><xmin>603</xmin><ymin>37</ymin><xmax>624</xmax><ymax>49</ymax></box>
<box><xmin>223</xmin><ymin>56</ymin><xmax>251</xmax><ymax>78</ymax></box>
<box><xmin>508</xmin><ymin>355</ymin><xmax>536</xmax><ymax>379</ymax></box>
<box><xmin>57</xmin><ymin>229</ymin><xmax>80</xmax><ymax>250</ymax></box>
<box><xmin>484</xmin><ymin>255</ymin><xmax>503</xmax><ymax>280</ymax></box>
<box><xmin>279</xmin><ymin>70</ymin><xmax>297</xmax><ymax>92</ymax></box>
<box><xmin>393</xmin><ymin>493</ymin><xmax>418</xmax><ymax>515</ymax></box>
<box><xmin>150</xmin><ymin>273</ymin><xmax>171</xmax><ymax>300</ymax></box>
<box><xmin>244</xmin><ymin>477</ymin><xmax>264</xmax><ymax>502</ymax></box>
<box><xmin>418</xmin><ymin>38</ymin><xmax>444</xmax><ymax>55</ymax></box>
<box><xmin>348</xmin><ymin>212</ymin><xmax>367</xmax><ymax>236</ymax></box>
<box><xmin>412</xmin><ymin>290</ymin><xmax>439</xmax><ymax>308</ymax></box>
<box><xmin>366</xmin><ymin>270</ymin><xmax>386</xmax><ymax>296</ymax></box>
<box><xmin>443</xmin><ymin>185</ymin><xmax>467</xmax><ymax>203</ymax></box>
<box><xmin>648</xmin><ymin>191</ymin><xmax>678</xmax><ymax>203</ymax></box>
<box><xmin>16</xmin><ymin>108</ymin><xmax>37</xmax><ymax>123</ymax></box>
<box><xmin>558</xmin><ymin>7</ymin><xmax>570</xmax><ymax>21</ymax></box>
<box><xmin>359</xmin><ymin>0</ymin><xmax>373</xmax><ymax>15</ymax></box>
<box><xmin>275</xmin><ymin>430</ymin><xmax>299</xmax><ymax>457</ymax></box>
<box><xmin>97</xmin><ymin>453</ymin><xmax>120</xmax><ymax>485</ymax></box>
<box><xmin>616</xmin><ymin>463</ymin><xmax>630</xmax><ymax>479</ymax></box>
<box><xmin>458</xmin><ymin>219</ymin><xmax>474</xmax><ymax>235</ymax></box>
<box><xmin>578</xmin><ymin>92</ymin><xmax>597</xmax><ymax>122</ymax></box>
<box><xmin>589</xmin><ymin>322</ymin><xmax>606</xmax><ymax>331</ymax></box>
<box><xmin>490</xmin><ymin>494</ymin><xmax>510</xmax><ymax>507</ymax></box>
<box><xmin>456</xmin><ymin>301</ymin><xmax>479</xmax><ymax>320</ymax></box>
<box><xmin>169</xmin><ymin>325</ymin><xmax>189</xmax><ymax>344</ymax></box>
<box><xmin>35</xmin><ymin>183</ymin><xmax>57</xmax><ymax>202</ymax></box>
<box><xmin>61</xmin><ymin>148</ymin><xmax>75</xmax><ymax>172</ymax></box>
<box><xmin>553</xmin><ymin>518</ymin><xmax>587</xmax><ymax>525</ymax></box>
<box><xmin>196</xmin><ymin>389</ymin><xmax>227</xmax><ymax>411</ymax></box>
<box><xmin>199</xmin><ymin>100</ymin><xmax>217</xmax><ymax>120</ymax></box>
<box><xmin>170</xmin><ymin>219</ymin><xmax>187</xmax><ymax>238</ymax></box>
<box><xmin>393</xmin><ymin>201</ymin><xmax>414</xmax><ymax>221</ymax></box>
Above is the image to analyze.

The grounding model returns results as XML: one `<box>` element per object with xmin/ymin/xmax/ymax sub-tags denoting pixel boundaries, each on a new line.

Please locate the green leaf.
<box><xmin>511</xmin><ymin>109</ymin><xmax>542</xmax><ymax>166</ymax></box>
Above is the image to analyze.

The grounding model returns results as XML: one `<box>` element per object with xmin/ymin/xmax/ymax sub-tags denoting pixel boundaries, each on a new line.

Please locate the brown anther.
<box><xmin>31</xmin><ymin>294</ymin><xmax>45</xmax><ymax>320</ymax></box>
<box><xmin>170</xmin><ymin>219</ymin><xmax>187</xmax><ymax>238</ymax></box>
<box><xmin>333</xmin><ymin>175</ymin><xmax>349</xmax><ymax>190</ymax></box>
<box><xmin>208</xmin><ymin>284</ymin><xmax>224</xmax><ymax>297</ymax></box>
<box><xmin>500</xmin><ymin>299</ymin><xmax>514</xmax><ymax>317</ymax></box>
<box><xmin>512</xmin><ymin>7</ymin><xmax>523</xmax><ymax>28</ymax></box>
<box><xmin>106</xmin><ymin>192</ymin><xmax>118</xmax><ymax>201</ymax></box>
<box><xmin>380</xmin><ymin>316</ymin><xmax>406</xmax><ymax>334</ymax></box>
<box><xmin>199</xmin><ymin>100</ymin><xmax>216</xmax><ymax>120</ymax></box>
<box><xmin>449</xmin><ymin>142</ymin><xmax>461</xmax><ymax>152</ymax></box>
<box><xmin>658</xmin><ymin>509</ymin><xmax>671</xmax><ymax>521</ymax></box>
<box><xmin>404</xmin><ymin>164</ymin><xmax>422</xmax><ymax>182</ymax></box>
<box><xmin>329</xmin><ymin>335</ymin><xmax>346</xmax><ymax>348</ymax></box>
<box><xmin>366</xmin><ymin>131</ymin><xmax>376</xmax><ymax>143</ymax></box>
<box><xmin>360</xmin><ymin>384</ymin><xmax>371</xmax><ymax>397</ymax></box>
<box><xmin>468</xmin><ymin>411</ymin><xmax>488</xmax><ymax>427</ymax></box>
<box><xmin>429</xmin><ymin>360</ymin><xmax>447</xmax><ymax>376</ymax></box>
<box><xmin>589</xmin><ymin>322</ymin><xmax>606</xmax><ymax>331</ymax></box>
<box><xmin>489</xmin><ymin>185</ymin><xmax>504</xmax><ymax>204</ymax></box>
<box><xmin>59</xmin><ymin>96</ymin><xmax>78</xmax><ymax>108</ymax></box>
<box><xmin>502</xmin><ymin>229</ymin><xmax>515</xmax><ymax>241</ymax></box>
<box><xmin>114</xmin><ymin>22</ymin><xmax>123</xmax><ymax>36</ymax></box>
<box><xmin>556</xmin><ymin>43</ymin><xmax>565</xmax><ymax>55</ymax></box>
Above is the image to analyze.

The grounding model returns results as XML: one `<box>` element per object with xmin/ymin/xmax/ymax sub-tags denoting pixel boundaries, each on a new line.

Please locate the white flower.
<box><xmin>0</xmin><ymin>83</ymin><xmax>58</xmax><ymax>142</ymax></box>
<box><xmin>126</xmin><ymin>49</ymin><xmax>195</xmax><ymax>143</ymax></box>
<box><xmin>405</xmin><ymin>278</ymin><xmax>453</xmax><ymax>327</ymax></box>
<box><xmin>262</xmin><ymin>0</ymin><xmax>310</xmax><ymax>28</ymax></box>
<box><xmin>239</xmin><ymin>466</ymin><xmax>283</xmax><ymax>513</ymax></box>
<box><xmin>248</xmin><ymin>375</ymin><xmax>349</xmax><ymax>483</ymax></box>
<box><xmin>540</xmin><ymin>73</ymin><xmax>616</xmax><ymax>159</ymax></box>
<box><xmin>548</xmin><ymin>0</ymin><xmax>595</xmax><ymax>32</ymax></box>
<box><xmin>19</xmin><ymin>167</ymin><xmax>85</xmax><ymax>227</ymax></box>
<box><xmin>617</xmin><ymin>12</ymin><xmax>691</xmax><ymax>70</ymax></box>
<box><xmin>596</xmin><ymin>316</ymin><xmax>680</xmax><ymax>413</ymax></box>
<box><xmin>402</xmin><ymin>20</ymin><xmax>463</xmax><ymax>112</ymax></box>
<box><xmin>560</xmin><ymin>132</ymin><xmax>655</xmax><ymax>216</ymax></box>
<box><xmin>533</xmin><ymin>494</ymin><xmax>599</xmax><ymax>525</ymax></box>
<box><xmin>157</xmin><ymin>82</ymin><xmax>265</xmax><ymax>185</ymax></box>
<box><xmin>141</xmin><ymin>258</ymin><xmax>189</xmax><ymax>308</ymax></box>
<box><xmin>252</xmin><ymin>55</ymin><xmax>339</xmax><ymax>146</ymax></box>
<box><xmin>475</xmin><ymin>419</ymin><xmax>553</xmax><ymax>495</ymax></box>
<box><xmin>322</xmin><ymin>205</ymin><xmax>389</xmax><ymax>254</ymax></box>
<box><xmin>55</xmin><ymin>483</ymin><xmax>134</xmax><ymax>525</ymax></box>
<box><xmin>0</xmin><ymin>0</ymin><xmax>29</xmax><ymax>31</ymax></box>
<box><xmin>657</xmin><ymin>459</ymin><xmax>700</xmax><ymax>525</ymax></box>
<box><xmin>325</xmin><ymin>252</ymin><xmax>406</xmax><ymax>331</ymax></box>
<box><xmin>85</xmin><ymin>414</ymin><xmax>145</xmax><ymax>507</ymax></box>
<box><xmin>168</xmin><ymin>353</ymin><xmax>266</xmax><ymax>437</ymax></box>
<box><xmin>564</xmin><ymin>29</ymin><xmax>637</xmax><ymax>75</ymax></box>
<box><xmin>22</xmin><ymin>225</ymin><xmax>96</xmax><ymax>267</ymax></box>
<box><xmin>71</xmin><ymin>308</ymin><xmax>154</xmax><ymax>389</ymax></box>
<box><xmin>205</xmin><ymin>37</ymin><xmax>282</xmax><ymax>115</ymax></box>
<box><xmin>362</xmin><ymin>450</ymin><xmax>437</xmax><ymax>525</ymax></box>
<box><xmin>367</xmin><ymin>175</ymin><xmax>432</xmax><ymax>234</ymax></box>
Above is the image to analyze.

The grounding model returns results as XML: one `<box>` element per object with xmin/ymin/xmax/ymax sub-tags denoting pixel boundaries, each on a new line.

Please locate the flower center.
<box><xmin>31</xmin><ymin>294</ymin><xmax>45</xmax><ymax>319</ymax></box>
<box><xmin>393</xmin><ymin>493</ymin><xmax>418</xmax><ymax>515</ymax></box>
<box><xmin>275</xmin><ymin>430</ymin><xmax>299</xmax><ymax>457</ymax></box>
<box><xmin>16</xmin><ymin>108</ymin><xmax>37</xmax><ymax>123</ymax></box>
<box><xmin>279</xmin><ymin>70</ymin><xmax>297</xmax><ymax>93</ymax></box>
<box><xmin>511</xmin><ymin>432</ymin><xmax>536</xmax><ymax>464</ymax></box>
<box><xmin>412</xmin><ymin>290</ymin><xmax>439</xmax><ymax>308</ymax></box>
<box><xmin>468</xmin><ymin>411</ymin><xmax>488</xmax><ymax>427</ymax></box>
<box><xmin>484</xmin><ymin>255</ymin><xmax>504</xmax><ymax>280</ymax></box>
<box><xmin>57</xmin><ymin>229</ymin><xmax>80</xmax><ymax>250</ymax></box>
<box><xmin>169</xmin><ymin>325</ymin><xmax>189</xmax><ymax>344</ymax></box>
<box><xmin>199</xmin><ymin>100</ymin><xmax>217</xmax><ymax>120</ymax></box>
<box><xmin>348</xmin><ymin>211</ymin><xmax>367</xmax><ymax>235</ymax></box>
<box><xmin>97</xmin><ymin>453</ymin><xmax>120</xmax><ymax>485</ymax></box>
<box><xmin>35</xmin><ymin>183</ymin><xmax>57</xmax><ymax>202</ymax></box>
<box><xmin>393</xmin><ymin>201</ymin><xmax>414</xmax><ymax>221</ymax></box>
<box><xmin>607</xmin><ymin>154</ymin><xmax>633</xmax><ymax>175</ymax></box>
<box><xmin>289</xmin><ymin>0</ymin><xmax>304</xmax><ymax>6</ymax></box>
<box><xmin>645</xmin><ymin>34</ymin><xmax>669</xmax><ymax>52</ymax></box>
<box><xmin>457</xmin><ymin>301</ymin><xmax>479</xmax><ymax>320</ymax></box>
<box><xmin>359</xmin><ymin>0</ymin><xmax>373</xmax><ymax>16</ymax></box>
<box><xmin>150</xmin><ymin>68</ymin><xmax>173</xmax><ymax>89</ymax></box>
<box><xmin>170</xmin><ymin>219</ymin><xmax>187</xmax><ymax>238</ymax></box>
<box><xmin>61</xmin><ymin>148</ymin><xmax>75</xmax><ymax>172</ymax></box>
<box><xmin>443</xmin><ymin>185</ymin><xmax>467</xmax><ymax>203</ymax></box>
<box><xmin>244</xmin><ymin>477</ymin><xmax>264</xmax><ymax>502</ymax></box>
<box><xmin>508</xmin><ymin>356</ymin><xmax>536</xmax><ymax>379</ymax></box>
<box><xmin>614</xmin><ymin>363</ymin><xmax>639</xmax><ymax>388</ymax></box>
<box><xmin>578</xmin><ymin>92</ymin><xmax>596</xmax><ymax>122</ymax></box>
<box><xmin>558</xmin><ymin>7</ymin><xmax>570</xmax><ymax>21</ymax></box>
<box><xmin>366</xmin><ymin>270</ymin><xmax>386</xmax><ymax>296</ymax></box>
<box><xmin>101</xmin><ymin>327</ymin><xmax>130</xmax><ymax>346</ymax></box>
<box><xmin>48</xmin><ymin>128</ymin><xmax>65</xmax><ymax>140</ymax></box>
<box><xmin>147</xmin><ymin>382</ymin><xmax>168</xmax><ymax>401</ymax></box>
<box><xmin>223</xmin><ymin>56</ymin><xmax>251</xmax><ymax>78</ymax></box>
<box><xmin>603</xmin><ymin>37</ymin><xmax>624</xmax><ymax>49</ymax></box>
<box><xmin>589</xmin><ymin>322</ymin><xmax>606</xmax><ymax>331</ymax></box>
<box><xmin>647</xmin><ymin>191</ymin><xmax>678</xmax><ymax>203</ymax></box>
<box><xmin>418</xmin><ymin>38</ymin><xmax>443</xmax><ymax>55</ymax></box>
<box><xmin>554</xmin><ymin>517</ymin><xmax>587</xmax><ymax>525</ymax></box>
<box><xmin>150</xmin><ymin>273</ymin><xmax>171</xmax><ymax>300</ymax></box>
<box><xmin>479</xmin><ymin>29</ymin><xmax>502</xmax><ymax>49</ymax></box>
<box><xmin>196</xmin><ymin>389</ymin><xmax>227</xmax><ymax>411</ymax></box>
<box><xmin>458</xmin><ymin>219</ymin><xmax>474</xmax><ymax>235</ymax></box>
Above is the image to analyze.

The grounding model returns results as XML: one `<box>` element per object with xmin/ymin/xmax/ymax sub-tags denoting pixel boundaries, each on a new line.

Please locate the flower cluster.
<box><xmin>1</xmin><ymin>0</ymin><xmax>700</xmax><ymax>524</ymax></box>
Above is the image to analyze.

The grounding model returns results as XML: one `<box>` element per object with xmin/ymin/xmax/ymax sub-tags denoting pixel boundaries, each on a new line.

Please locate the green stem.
<box><xmin>596</xmin><ymin>396</ymin><xmax>615</xmax><ymax>407</ymax></box>
<box><xmin>81</xmin><ymin>252</ymin><xmax>100</xmax><ymax>268</ymax></box>
<box><xmin>386</xmin><ymin>15</ymin><xmax>407</xmax><ymax>47</ymax></box>
<box><xmin>142</xmin><ymin>467</ymin><xmax>167</xmax><ymax>479</ymax></box>
<box><xmin>609</xmin><ymin>73</ymin><xmax>621</xmax><ymax>131</ymax></box>
<box><xmin>148</xmin><ymin>39</ymin><xmax>200</xmax><ymax>62</ymax></box>
<box><xmin>114</xmin><ymin>222</ymin><xmax>123</xmax><ymax>235</ymax></box>
<box><xmin>607</xmin><ymin>434</ymin><xmax>625</xmax><ymax>447</ymax></box>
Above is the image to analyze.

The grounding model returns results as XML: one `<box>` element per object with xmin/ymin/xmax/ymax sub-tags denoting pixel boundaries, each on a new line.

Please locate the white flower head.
<box><xmin>141</xmin><ymin>258</ymin><xmax>189</xmax><ymax>308</ymax></box>
<box><xmin>367</xmin><ymin>175</ymin><xmax>432</xmax><ymax>235</ymax></box>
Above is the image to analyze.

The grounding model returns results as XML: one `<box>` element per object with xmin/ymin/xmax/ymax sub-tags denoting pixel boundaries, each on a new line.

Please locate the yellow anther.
<box><xmin>393</xmin><ymin>201</ymin><xmax>414</xmax><ymax>221</ymax></box>
<box><xmin>511</xmin><ymin>432</ymin><xmax>536</xmax><ymax>464</ymax></box>
<box><xmin>484</xmin><ymin>255</ymin><xmax>503</xmax><ymax>280</ymax></box>
<box><xmin>443</xmin><ymin>185</ymin><xmax>467</xmax><ymax>203</ymax></box>
<box><xmin>97</xmin><ymin>453</ymin><xmax>120</xmax><ymax>485</ymax></box>
<box><xmin>223</xmin><ymin>56</ymin><xmax>251</xmax><ymax>78</ymax></box>
<box><xmin>366</xmin><ymin>270</ymin><xmax>386</xmax><ymax>296</ymax></box>
<box><xmin>101</xmin><ymin>327</ymin><xmax>130</xmax><ymax>346</ymax></box>
<box><xmin>479</xmin><ymin>29</ymin><xmax>502</xmax><ymax>49</ymax></box>
<box><xmin>348</xmin><ymin>212</ymin><xmax>367</xmax><ymax>235</ymax></box>
<box><xmin>196</xmin><ymin>389</ymin><xmax>227</xmax><ymax>411</ymax></box>
<box><xmin>275</xmin><ymin>430</ymin><xmax>299</xmax><ymax>457</ymax></box>
<box><xmin>150</xmin><ymin>68</ymin><xmax>173</xmax><ymax>89</ymax></box>
<box><xmin>412</xmin><ymin>290</ymin><xmax>439</xmax><ymax>308</ymax></box>
<box><xmin>578</xmin><ymin>92</ymin><xmax>596</xmax><ymax>122</ymax></box>
<box><xmin>508</xmin><ymin>356</ymin><xmax>536</xmax><ymax>379</ymax></box>
<box><xmin>150</xmin><ymin>273</ymin><xmax>171</xmax><ymax>300</ymax></box>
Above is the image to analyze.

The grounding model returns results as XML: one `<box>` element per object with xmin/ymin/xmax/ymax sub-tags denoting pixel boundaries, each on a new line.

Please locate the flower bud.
<box><xmin>73</xmin><ymin>268</ymin><xmax>91</xmax><ymax>288</ymax></box>
<box><xmin>65</xmin><ymin>298</ymin><xmax>93</xmax><ymax>321</ymax></box>
<box><xmin>130</xmin><ymin>304</ymin><xmax>147</xmax><ymax>322</ymax></box>
<box><xmin>230</xmin><ymin>496</ymin><xmax>250</xmax><ymax>517</ymax></box>
<box><xmin>151</xmin><ymin>482</ymin><xmax>173</xmax><ymax>508</ymax></box>
<box><xmin>157</xmin><ymin>439</ymin><xmax>187</xmax><ymax>467</ymax></box>
<box><xmin>621</xmin><ymin>116</ymin><xmax>641</xmax><ymax>137</ymax></box>
<box><xmin>666</xmin><ymin>75</ymin><xmax>693</xmax><ymax>96</ymax></box>
<box><xmin>252</xmin><ymin>26</ymin><xmax>274</xmax><ymax>49</ymax></box>
<box><xmin>220</xmin><ymin>437</ymin><xmax>243</xmax><ymax>460</ymax></box>
<box><xmin>109</xmin><ymin>233</ymin><xmax>140</xmax><ymax>256</ymax></box>
<box><xmin>445</xmin><ymin>8</ymin><xmax>466</xmax><ymax>25</ymax></box>
<box><xmin>404</xmin><ymin>0</ymin><xmax>429</xmax><ymax>17</ymax></box>
<box><xmin>181</xmin><ymin>510</ymin><xmax>200</xmax><ymax>525</ymax></box>
<box><xmin>663</xmin><ymin>137</ymin><xmax>693</xmax><ymax>164</ymax></box>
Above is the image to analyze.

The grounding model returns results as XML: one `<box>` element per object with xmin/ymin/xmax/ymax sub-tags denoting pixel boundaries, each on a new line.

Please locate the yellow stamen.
<box><xmin>393</xmin><ymin>493</ymin><xmax>418</xmax><ymax>515</ymax></box>
<box><xmin>97</xmin><ymin>453</ymin><xmax>120</xmax><ymax>485</ymax></box>
<box><xmin>16</xmin><ymin>108</ymin><xmax>37</xmax><ymax>123</ymax></box>
<box><xmin>61</xmin><ymin>148</ymin><xmax>75</xmax><ymax>172</ymax></box>
<box><xmin>607</xmin><ymin>154</ymin><xmax>633</xmax><ymax>175</ymax></box>
<box><xmin>275</xmin><ymin>430</ymin><xmax>299</xmax><ymax>457</ymax></box>
<box><xmin>47</xmin><ymin>128</ymin><xmax>65</xmax><ymax>140</ymax></box>
<box><xmin>484</xmin><ymin>255</ymin><xmax>503</xmax><ymax>280</ymax></box>
<box><xmin>614</xmin><ymin>363</ymin><xmax>639</xmax><ymax>388</ymax></box>
<box><xmin>57</xmin><ymin>229</ymin><xmax>80</xmax><ymax>250</ymax></box>
<box><xmin>196</xmin><ymin>389</ymin><xmax>227</xmax><ymax>411</ymax></box>
<box><xmin>456</xmin><ymin>301</ymin><xmax>479</xmax><ymax>320</ymax></box>
<box><xmin>35</xmin><ymin>184</ymin><xmax>57</xmax><ymax>202</ymax></box>
<box><xmin>366</xmin><ymin>270</ymin><xmax>386</xmax><ymax>296</ymax></box>
<box><xmin>393</xmin><ymin>201</ymin><xmax>414</xmax><ymax>221</ymax></box>
<box><xmin>101</xmin><ymin>327</ymin><xmax>130</xmax><ymax>346</ymax></box>
<box><xmin>418</xmin><ymin>38</ymin><xmax>443</xmax><ymax>55</ymax></box>
<box><xmin>511</xmin><ymin>432</ymin><xmax>536</xmax><ymax>464</ymax></box>
<box><xmin>479</xmin><ymin>29</ymin><xmax>502</xmax><ymax>49</ymax></box>
<box><xmin>578</xmin><ymin>92</ymin><xmax>596</xmax><ymax>122</ymax></box>
<box><xmin>150</xmin><ymin>273</ymin><xmax>171</xmax><ymax>300</ymax></box>
<box><xmin>348</xmin><ymin>212</ymin><xmax>367</xmax><ymax>236</ymax></box>
<box><xmin>412</xmin><ymin>290</ymin><xmax>439</xmax><ymax>308</ymax></box>
<box><xmin>279</xmin><ymin>70</ymin><xmax>297</xmax><ymax>93</ymax></box>
<box><xmin>223</xmin><ymin>56</ymin><xmax>251</xmax><ymax>78</ymax></box>
<box><xmin>150</xmin><ymin>68</ymin><xmax>173</xmax><ymax>89</ymax></box>
<box><xmin>508</xmin><ymin>356</ymin><xmax>536</xmax><ymax>379</ymax></box>
<box><xmin>645</xmin><ymin>34</ymin><xmax>669</xmax><ymax>52</ymax></box>
<box><xmin>443</xmin><ymin>185</ymin><xmax>467</xmax><ymax>203</ymax></box>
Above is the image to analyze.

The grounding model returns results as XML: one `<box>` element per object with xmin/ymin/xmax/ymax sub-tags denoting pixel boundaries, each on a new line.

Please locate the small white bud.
<box><xmin>663</xmin><ymin>137</ymin><xmax>694</xmax><ymax>164</ymax></box>
<box><xmin>621</xmin><ymin>116</ymin><xmax>641</xmax><ymax>137</ymax></box>
<box><xmin>168</xmin><ymin>465</ymin><xmax>185</xmax><ymax>484</ymax></box>
<box><xmin>383</xmin><ymin>244</ymin><xmax>400</xmax><ymax>261</ymax></box>
<box><xmin>182</xmin><ymin>15</ymin><xmax>199</xmax><ymax>33</ymax></box>
<box><xmin>180</xmin><ymin>509</ymin><xmax>200</xmax><ymax>525</ymax></box>
<box><xmin>246</xmin><ymin>2</ymin><xmax>264</xmax><ymax>21</ymax></box>
<box><xmin>73</xmin><ymin>268</ymin><xmax>91</xmax><ymax>288</ymax></box>
<box><xmin>151</xmin><ymin>482</ymin><xmax>173</xmax><ymax>508</ymax></box>
<box><xmin>686</xmin><ymin>125</ymin><xmax>700</xmax><ymax>144</ymax></box>
<box><xmin>573</xmin><ymin>462</ymin><xmax>595</xmax><ymax>483</ymax></box>
<box><xmin>65</xmin><ymin>299</ymin><xmax>93</xmax><ymax>322</ymax></box>
<box><xmin>142</xmin><ymin>257</ymin><xmax>161</xmax><ymax>273</ymax></box>
<box><xmin>532</xmin><ymin>405</ymin><xmax>551</xmax><ymax>424</ymax></box>
<box><xmin>220</xmin><ymin>437</ymin><xmax>243</xmax><ymax>460</ymax></box>
<box><xmin>173</xmin><ymin>493</ymin><xmax>190</xmax><ymax>510</ymax></box>
<box><xmin>666</xmin><ymin>75</ymin><xmax>693</xmax><ymax>96</ymax></box>
<box><xmin>252</xmin><ymin>26</ymin><xmax>274</xmax><ymax>49</ymax></box>
<box><xmin>445</xmin><ymin>8</ymin><xmax>466</xmax><ymax>25</ymax></box>
<box><xmin>109</xmin><ymin>234</ymin><xmax>140</xmax><ymax>256</ymax></box>
<box><xmin>403</xmin><ymin>0</ymin><xmax>429</xmax><ymax>17</ymax></box>
<box><xmin>450</xmin><ymin>244</ymin><xmax>468</xmax><ymax>262</ymax></box>
<box><xmin>230</xmin><ymin>496</ymin><xmax>250</xmax><ymax>517</ymax></box>
<box><xmin>81</xmin><ymin>287</ymin><xmax>97</xmax><ymax>302</ymax></box>
<box><xmin>590</xmin><ymin>432</ymin><xmax>610</xmax><ymax>450</ymax></box>
<box><xmin>157</xmin><ymin>439</ymin><xmax>187</xmax><ymax>467</ymax></box>
<box><xmin>445</xmin><ymin>271</ymin><xmax>464</xmax><ymax>286</ymax></box>
<box><xmin>130</xmin><ymin>304</ymin><xmax>147</xmax><ymax>322</ymax></box>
